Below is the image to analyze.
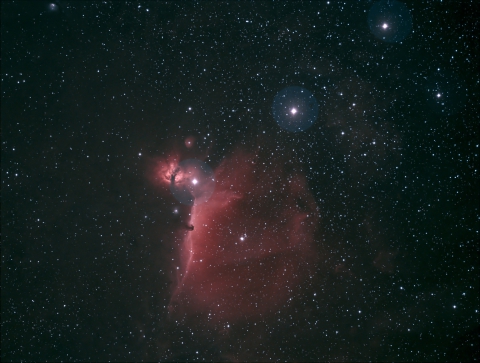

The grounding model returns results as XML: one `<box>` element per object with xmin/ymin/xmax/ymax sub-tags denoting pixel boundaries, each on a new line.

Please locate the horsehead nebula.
<box><xmin>151</xmin><ymin>138</ymin><xmax>320</xmax><ymax>328</ymax></box>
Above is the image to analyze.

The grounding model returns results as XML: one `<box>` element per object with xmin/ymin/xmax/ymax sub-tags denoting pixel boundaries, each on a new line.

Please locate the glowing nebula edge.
<box><xmin>150</xmin><ymin>139</ymin><xmax>322</xmax><ymax>329</ymax></box>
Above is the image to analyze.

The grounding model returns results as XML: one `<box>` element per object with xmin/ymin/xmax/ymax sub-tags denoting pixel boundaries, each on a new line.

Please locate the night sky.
<box><xmin>2</xmin><ymin>1</ymin><xmax>479</xmax><ymax>361</ymax></box>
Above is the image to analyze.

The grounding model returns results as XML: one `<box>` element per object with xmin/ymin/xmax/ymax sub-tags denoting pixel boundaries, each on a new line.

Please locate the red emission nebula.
<box><xmin>151</xmin><ymin>141</ymin><xmax>320</xmax><ymax>327</ymax></box>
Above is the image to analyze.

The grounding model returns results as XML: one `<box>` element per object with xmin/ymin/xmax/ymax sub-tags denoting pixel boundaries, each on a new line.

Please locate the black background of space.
<box><xmin>1</xmin><ymin>1</ymin><xmax>479</xmax><ymax>361</ymax></box>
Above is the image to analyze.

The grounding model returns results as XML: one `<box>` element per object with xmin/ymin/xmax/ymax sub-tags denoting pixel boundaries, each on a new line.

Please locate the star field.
<box><xmin>2</xmin><ymin>1</ymin><xmax>479</xmax><ymax>361</ymax></box>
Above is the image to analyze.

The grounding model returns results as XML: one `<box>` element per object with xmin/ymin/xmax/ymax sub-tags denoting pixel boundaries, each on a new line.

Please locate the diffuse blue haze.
<box><xmin>170</xmin><ymin>159</ymin><xmax>215</xmax><ymax>206</ymax></box>
<box><xmin>368</xmin><ymin>0</ymin><xmax>413</xmax><ymax>43</ymax></box>
<box><xmin>272</xmin><ymin>86</ymin><xmax>319</xmax><ymax>132</ymax></box>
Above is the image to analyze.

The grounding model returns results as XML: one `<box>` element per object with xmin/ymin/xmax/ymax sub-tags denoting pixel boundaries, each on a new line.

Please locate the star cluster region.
<box><xmin>2</xmin><ymin>1</ymin><xmax>479</xmax><ymax>362</ymax></box>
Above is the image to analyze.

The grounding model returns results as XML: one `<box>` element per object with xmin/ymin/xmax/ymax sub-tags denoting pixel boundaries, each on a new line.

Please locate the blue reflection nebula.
<box><xmin>272</xmin><ymin>86</ymin><xmax>319</xmax><ymax>132</ymax></box>
<box><xmin>170</xmin><ymin>159</ymin><xmax>215</xmax><ymax>206</ymax></box>
<box><xmin>368</xmin><ymin>0</ymin><xmax>413</xmax><ymax>43</ymax></box>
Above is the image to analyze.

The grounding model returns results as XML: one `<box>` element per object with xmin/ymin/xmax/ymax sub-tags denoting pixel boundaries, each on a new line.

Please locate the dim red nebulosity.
<box><xmin>152</xmin><ymin>141</ymin><xmax>320</xmax><ymax>327</ymax></box>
